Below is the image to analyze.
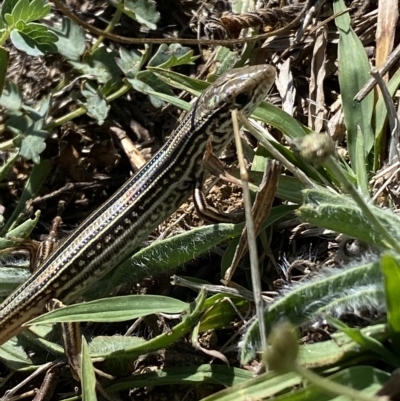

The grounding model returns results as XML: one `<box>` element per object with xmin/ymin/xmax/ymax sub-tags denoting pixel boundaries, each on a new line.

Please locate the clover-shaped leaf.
<box><xmin>4</xmin><ymin>0</ymin><xmax>50</xmax><ymax>26</ymax></box>
<box><xmin>10</xmin><ymin>22</ymin><xmax>58</xmax><ymax>56</ymax></box>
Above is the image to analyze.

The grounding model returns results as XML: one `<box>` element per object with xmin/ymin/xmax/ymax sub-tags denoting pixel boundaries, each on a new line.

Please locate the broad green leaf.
<box><xmin>10</xmin><ymin>23</ymin><xmax>58</xmax><ymax>56</ymax></box>
<box><xmin>26</xmin><ymin>294</ymin><xmax>200</xmax><ymax>365</ymax></box>
<box><xmin>18</xmin><ymin>123</ymin><xmax>47</xmax><ymax>163</ymax></box>
<box><xmin>380</xmin><ymin>253</ymin><xmax>400</xmax><ymax>356</ymax></box>
<box><xmin>1</xmin><ymin>0</ymin><xmax>19</xmax><ymax>21</ymax></box>
<box><xmin>50</xmin><ymin>17</ymin><xmax>86</xmax><ymax>61</ymax></box>
<box><xmin>136</xmin><ymin>70</ymin><xmax>175</xmax><ymax>107</ymax></box>
<box><xmin>123</xmin><ymin>223</ymin><xmax>242</xmax><ymax>281</ymax></box>
<box><xmin>158</xmin><ymin>51</ymin><xmax>198</xmax><ymax>69</ymax></box>
<box><xmin>22</xmin><ymin>323</ymin><xmax>65</xmax><ymax>354</ymax></box>
<box><xmin>206</xmin><ymin>46</ymin><xmax>238</xmax><ymax>81</ymax></box>
<box><xmin>148</xmin><ymin>44</ymin><xmax>197</xmax><ymax>68</ymax></box>
<box><xmin>118</xmin><ymin>0</ymin><xmax>160</xmax><ymax>30</ymax></box>
<box><xmin>22</xmin><ymin>0</ymin><xmax>50</xmax><ymax>22</ymax></box>
<box><xmin>116</xmin><ymin>47</ymin><xmax>145</xmax><ymax>78</ymax></box>
<box><xmin>251</xmin><ymin>143</ymin><xmax>269</xmax><ymax>176</ymax></box>
<box><xmin>4</xmin><ymin>0</ymin><xmax>49</xmax><ymax>25</ymax></box>
<box><xmin>70</xmin><ymin>47</ymin><xmax>121</xmax><ymax>84</ymax></box>
<box><xmin>4</xmin><ymin>0</ymin><xmax>27</xmax><ymax>25</ymax></box>
<box><xmin>78</xmin><ymin>83</ymin><xmax>110</xmax><ymax>125</ymax></box>
<box><xmin>128</xmin><ymin>77</ymin><xmax>164</xmax><ymax>108</ymax></box>
<box><xmin>28</xmin><ymin>295</ymin><xmax>188</xmax><ymax>324</ymax></box>
<box><xmin>96</xmin><ymin>77</ymin><xmax>121</xmax><ymax>97</ymax></box>
<box><xmin>6</xmin><ymin>113</ymin><xmax>29</xmax><ymax>137</ymax></box>
<box><xmin>128</xmin><ymin>68</ymin><xmax>179</xmax><ymax>108</ymax></box>
<box><xmin>4</xmin><ymin>99</ymin><xmax>50</xmax><ymax>159</ymax></box>
<box><xmin>276</xmin><ymin>367</ymin><xmax>389</xmax><ymax>401</ymax></box>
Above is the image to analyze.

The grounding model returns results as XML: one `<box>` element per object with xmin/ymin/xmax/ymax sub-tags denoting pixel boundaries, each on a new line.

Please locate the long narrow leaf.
<box><xmin>334</xmin><ymin>0</ymin><xmax>374</xmax><ymax>185</ymax></box>
<box><xmin>241</xmin><ymin>258</ymin><xmax>383</xmax><ymax>363</ymax></box>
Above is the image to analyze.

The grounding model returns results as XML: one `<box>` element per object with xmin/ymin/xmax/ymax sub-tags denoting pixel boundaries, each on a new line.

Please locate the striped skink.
<box><xmin>0</xmin><ymin>65</ymin><xmax>276</xmax><ymax>344</ymax></box>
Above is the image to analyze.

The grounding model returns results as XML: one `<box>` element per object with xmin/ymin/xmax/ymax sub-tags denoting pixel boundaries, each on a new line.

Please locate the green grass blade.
<box><xmin>201</xmin><ymin>367</ymin><xmax>389</xmax><ymax>401</ymax></box>
<box><xmin>333</xmin><ymin>0</ymin><xmax>374</xmax><ymax>182</ymax></box>
<box><xmin>326</xmin><ymin>316</ymin><xmax>400</xmax><ymax>367</ymax></box>
<box><xmin>27</xmin><ymin>295</ymin><xmax>188</xmax><ymax>324</ymax></box>
<box><xmin>81</xmin><ymin>337</ymin><xmax>97</xmax><ymax>401</ymax></box>
<box><xmin>106</xmin><ymin>364</ymin><xmax>252</xmax><ymax>392</ymax></box>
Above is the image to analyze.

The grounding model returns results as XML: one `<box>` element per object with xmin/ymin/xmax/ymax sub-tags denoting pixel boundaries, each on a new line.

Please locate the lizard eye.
<box><xmin>234</xmin><ymin>92</ymin><xmax>250</xmax><ymax>107</ymax></box>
